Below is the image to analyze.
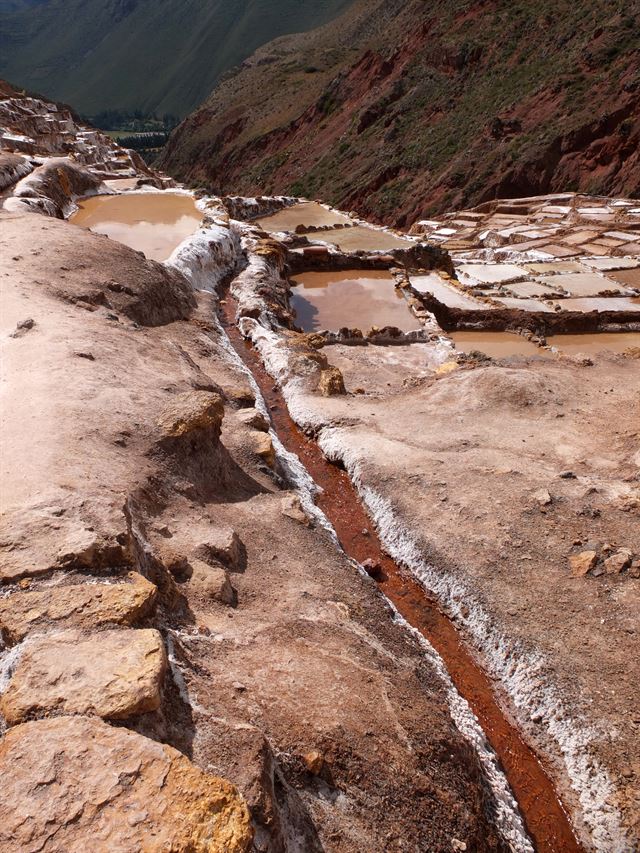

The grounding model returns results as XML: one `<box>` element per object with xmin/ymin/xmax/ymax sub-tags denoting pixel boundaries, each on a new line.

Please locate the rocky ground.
<box><xmin>0</xmin><ymin>94</ymin><xmax>520</xmax><ymax>852</ymax></box>
<box><xmin>231</xmin><ymin>198</ymin><xmax>640</xmax><ymax>852</ymax></box>
<box><xmin>2</xmin><ymin>84</ymin><xmax>639</xmax><ymax>852</ymax></box>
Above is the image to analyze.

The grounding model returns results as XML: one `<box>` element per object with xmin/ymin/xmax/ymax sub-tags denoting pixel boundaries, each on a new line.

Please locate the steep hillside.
<box><xmin>0</xmin><ymin>0</ymin><xmax>354</xmax><ymax>118</ymax></box>
<box><xmin>161</xmin><ymin>0</ymin><xmax>640</xmax><ymax>225</ymax></box>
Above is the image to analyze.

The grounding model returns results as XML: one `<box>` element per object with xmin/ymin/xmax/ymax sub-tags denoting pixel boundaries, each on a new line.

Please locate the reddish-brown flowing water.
<box><xmin>219</xmin><ymin>298</ymin><xmax>584</xmax><ymax>853</ymax></box>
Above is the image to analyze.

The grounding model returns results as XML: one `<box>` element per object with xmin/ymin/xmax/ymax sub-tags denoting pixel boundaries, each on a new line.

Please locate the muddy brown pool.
<box><xmin>314</xmin><ymin>225</ymin><xmax>414</xmax><ymax>252</ymax></box>
<box><xmin>257</xmin><ymin>201</ymin><xmax>351</xmax><ymax>232</ymax></box>
<box><xmin>451</xmin><ymin>331</ymin><xmax>549</xmax><ymax>358</ymax></box>
<box><xmin>70</xmin><ymin>192</ymin><xmax>202</xmax><ymax>261</ymax></box>
<box><xmin>290</xmin><ymin>270</ymin><xmax>419</xmax><ymax>332</ymax></box>
<box><xmin>547</xmin><ymin>332</ymin><xmax>640</xmax><ymax>354</ymax></box>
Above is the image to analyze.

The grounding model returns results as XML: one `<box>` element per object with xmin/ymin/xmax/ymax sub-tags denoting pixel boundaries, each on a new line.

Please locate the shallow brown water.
<box><xmin>70</xmin><ymin>192</ymin><xmax>202</xmax><ymax>261</ymax></box>
<box><xmin>257</xmin><ymin>201</ymin><xmax>351</xmax><ymax>232</ymax></box>
<box><xmin>219</xmin><ymin>295</ymin><xmax>583</xmax><ymax>853</ymax></box>
<box><xmin>290</xmin><ymin>270</ymin><xmax>419</xmax><ymax>332</ymax></box>
<box><xmin>606</xmin><ymin>268</ymin><xmax>640</xmax><ymax>289</ymax></box>
<box><xmin>451</xmin><ymin>331</ymin><xmax>550</xmax><ymax>358</ymax></box>
<box><xmin>548</xmin><ymin>332</ymin><xmax>640</xmax><ymax>354</ymax></box>
<box><xmin>314</xmin><ymin>224</ymin><xmax>414</xmax><ymax>252</ymax></box>
<box><xmin>103</xmin><ymin>178</ymin><xmax>140</xmax><ymax>191</ymax></box>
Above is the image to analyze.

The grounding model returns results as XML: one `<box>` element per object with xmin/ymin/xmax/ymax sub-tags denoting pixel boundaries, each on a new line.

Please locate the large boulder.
<box><xmin>0</xmin><ymin>572</ymin><xmax>157</xmax><ymax>645</ymax></box>
<box><xmin>0</xmin><ymin>716</ymin><xmax>253</xmax><ymax>852</ymax></box>
<box><xmin>157</xmin><ymin>391</ymin><xmax>225</xmax><ymax>442</ymax></box>
<box><xmin>5</xmin><ymin>158</ymin><xmax>102</xmax><ymax>217</ymax></box>
<box><xmin>0</xmin><ymin>628</ymin><xmax>167</xmax><ymax>724</ymax></box>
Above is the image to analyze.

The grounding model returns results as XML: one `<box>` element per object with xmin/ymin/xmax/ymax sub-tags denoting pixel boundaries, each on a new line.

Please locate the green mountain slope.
<box><xmin>161</xmin><ymin>0</ymin><xmax>640</xmax><ymax>225</ymax></box>
<box><xmin>0</xmin><ymin>0</ymin><xmax>354</xmax><ymax>117</ymax></box>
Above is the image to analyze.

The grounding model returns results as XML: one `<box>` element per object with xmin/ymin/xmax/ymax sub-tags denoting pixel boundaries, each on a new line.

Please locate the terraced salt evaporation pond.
<box><xmin>451</xmin><ymin>331</ymin><xmax>550</xmax><ymax>358</ymax></box>
<box><xmin>410</xmin><ymin>273</ymin><xmax>486</xmax><ymax>309</ymax></box>
<box><xmin>257</xmin><ymin>201</ymin><xmax>414</xmax><ymax>252</ymax></box>
<box><xmin>290</xmin><ymin>270</ymin><xmax>419</xmax><ymax>332</ymax></box>
<box><xmin>315</xmin><ymin>226</ymin><xmax>415</xmax><ymax>253</ymax></box>
<box><xmin>70</xmin><ymin>192</ymin><xmax>202</xmax><ymax>261</ymax></box>
<box><xmin>257</xmin><ymin>201</ymin><xmax>351</xmax><ymax>232</ymax></box>
<box><xmin>547</xmin><ymin>332</ymin><xmax>640</xmax><ymax>354</ymax></box>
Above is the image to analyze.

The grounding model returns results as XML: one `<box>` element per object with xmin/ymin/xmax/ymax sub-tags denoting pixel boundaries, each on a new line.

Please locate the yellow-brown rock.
<box><xmin>0</xmin><ymin>628</ymin><xmax>167</xmax><ymax>724</ymax></box>
<box><xmin>569</xmin><ymin>550</ymin><xmax>598</xmax><ymax>577</ymax></box>
<box><xmin>252</xmin><ymin>432</ymin><xmax>276</xmax><ymax>466</ymax></box>
<box><xmin>0</xmin><ymin>716</ymin><xmax>253</xmax><ymax>853</ymax></box>
<box><xmin>0</xmin><ymin>572</ymin><xmax>157</xmax><ymax>645</ymax></box>
<box><xmin>157</xmin><ymin>391</ymin><xmax>224</xmax><ymax>439</ymax></box>
<box><xmin>318</xmin><ymin>366</ymin><xmax>346</xmax><ymax>396</ymax></box>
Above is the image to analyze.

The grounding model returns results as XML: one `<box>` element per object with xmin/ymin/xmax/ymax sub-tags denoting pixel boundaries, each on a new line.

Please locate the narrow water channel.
<box><xmin>219</xmin><ymin>296</ymin><xmax>584</xmax><ymax>853</ymax></box>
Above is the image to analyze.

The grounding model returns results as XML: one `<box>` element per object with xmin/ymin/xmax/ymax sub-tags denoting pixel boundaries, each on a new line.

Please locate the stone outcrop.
<box><xmin>5</xmin><ymin>158</ymin><xmax>103</xmax><ymax>218</ymax></box>
<box><xmin>318</xmin><ymin>366</ymin><xmax>346</xmax><ymax>396</ymax></box>
<box><xmin>157</xmin><ymin>391</ymin><xmax>225</xmax><ymax>442</ymax></box>
<box><xmin>0</xmin><ymin>716</ymin><xmax>253</xmax><ymax>853</ymax></box>
<box><xmin>0</xmin><ymin>572</ymin><xmax>157</xmax><ymax>644</ymax></box>
<box><xmin>189</xmin><ymin>559</ymin><xmax>236</xmax><ymax>605</ymax></box>
<box><xmin>0</xmin><ymin>153</ymin><xmax>32</xmax><ymax>191</ymax></box>
<box><xmin>1</xmin><ymin>212</ymin><xmax>195</xmax><ymax>328</ymax></box>
<box><xmin>0</xmin><ymin>497</ymin><xmax>130</xmax><ymax>584</ymax></box>
<box><xmin>1</xmin><ymin>628</ymin><xmax>167</xmax><ymax>724</ymax></box>
<box><xmin>0</xmin><ymin>87</ymin><xmax>143</xmax><ymax>179</ymax></box>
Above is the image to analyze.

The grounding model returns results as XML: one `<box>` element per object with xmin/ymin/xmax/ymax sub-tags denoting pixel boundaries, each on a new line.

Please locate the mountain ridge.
<box><xmin>0</xmin><ymin>0</ymin><xmax>355</xmax><ymax>117</ymax></box>
<box><xmin>160</xmin><ymin>0</ymin><xmax>640</xmax><ymax>225</ymax></box>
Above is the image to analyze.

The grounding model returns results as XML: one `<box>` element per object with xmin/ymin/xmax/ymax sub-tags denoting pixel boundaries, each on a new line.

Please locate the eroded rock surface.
<box><xmin>0</xmin><ymin>572</ymin><xmax>157</xmax><ymax>644</ymax></box>
<box><xmin>0</xmin><ymin>716</ymin><xmax>253</xmax><ymax>853</ymax></box>
<box><xmin>0</xmin><ymin>173</ymin><xmax>509</xmax><ymax>851</ymax></box>
<box><xmin>1</xmin><ymin>628</ymin><xmax>166</xmax><ymax>724</ymax></box>
<box><xmin>232</xmin><ymin>198</ymin><xmax>640</xmax><ymax>851</ymax></box>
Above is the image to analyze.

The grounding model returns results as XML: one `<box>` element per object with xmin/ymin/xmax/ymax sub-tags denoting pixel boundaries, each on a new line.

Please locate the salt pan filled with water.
<box><xmin>410</xmin><ymin>274</ymin><xmax>487</xmax><ymax>309</ymax></box>
<box><xmin>547</xmin><ymin>333</ymin><xmax>640</xmax><ymax>354</ymax></box>
<box><xmin>70</xmin><ymin>192</ymin><xmax>202</xmax><ymax>261</ymax></box>
<box><xmin>553</xmin><ymin>297</ymin><xmax>640</xmax><ymax>313</ymax></box>
<box><xmin>449</xmin><ymin>331</ymin><xmax>548</xmax><ymax>358</ymax></box>
<box><xmin>257</xmin><ymin>201</ymin><xmax>351</xmax><ymax>232</ymax></box>
<box><xmin>314</xmin><ymin>226</ymin><xmax>414</xmax><ymax>252</ymax></box>
<box><xmin>451</xmin><ymin>331</ymin><xmax>550</xmax><ymax>358</ymax></box>
<box><xmin>290</xmin><ymin>270</ymin><xmax>419</xmax><ymax>332</ymax></box>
